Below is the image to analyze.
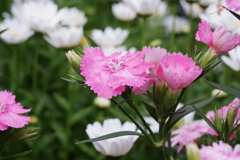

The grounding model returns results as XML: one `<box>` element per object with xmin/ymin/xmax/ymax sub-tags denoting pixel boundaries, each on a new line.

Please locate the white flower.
<box><xmin>57</xmin><ymin>7</ymin><xmax>87</xmax><ymax>27</ymax></box>
<box><xmin>199</xmin><ymin>4</ymin><xmax>240</xmax><ymax>33</ymax></box>
<box><xmin>93</xmin><ymin>97</ymin><xmax>111</xmax><ymax>108</ymax></box>
<box><xmin>0</xmin><ymin>18</ymin><xmax>34</xmax><ymax>44</ymax></box>
<box><xmin>13</xmin><ymin>0</ymin><xmax>59</xmax><ymax>33</ymax></box>
<box><xmin>44</xmin><ymin>26</ymin><xmax>83</xmax><ymax>48</ymax></box>
<box><xmin>157</xmin><ymin>1</ymin><xmax>168</xmax><ymax>18</ymax></box>
<box><xmin>123</xmin><ymin>0</ymin><xmax>160</xmax><ymax>15</ymax></box>
<box><xmin>112</xmin><ymin>2</ymin><xmax>137</xmax><ymax>21</ymax></box>
<box><xmin>180</xmin><ymin>0</ymin><xmax>203</xmax><ymax>18</ymax></box>
<box><xmin>101</xmin><ymin>46</ymin><xmax>137</xmax><ymax>57</ymax></box>
<box><xmin>86</xmin><ymin>118</ymin><xmax>139</xmax><ymax>157</ymax></box>
<box><xmin>198</xmin><ymin>0</ymin><xmax>218</xmax><ymax>6</ymax></box>
<box><xmin>144</xmin><ymin>117</ymin><xmax>159</xmax><ymax>133</ymax></box>
<box><xmin>163</xmin><ymin>16</ymin><xmax>190</xmax><ymax>34</ymax></box>
<box><xmin>221</xmin><ymin>46</ymin><xmax>240</xmax><ymax>71</ymax></box>
<box><xmin>91</xmin><ymin>27</ymin><xmax>129</xmax><ymax>47</ymax></box>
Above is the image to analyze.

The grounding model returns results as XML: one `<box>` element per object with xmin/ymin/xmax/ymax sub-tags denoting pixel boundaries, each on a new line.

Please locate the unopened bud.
<box><xmin>66</xmin><ymin>50</ymin><xmax>81</xmax><ymax>73</ymax></box>
<box><xmin>211</xmin><ymin>89</ymin><xmax>227</xmax><ymax>98</ymax></box>
<box><xmin>94</xmin><ymin>97</ymin><xmax>111</xmax><ymax>108</ymax></box>
<box><xmin>226</xmin><ymin>98</ymin><xmax>240</xmax><ymax>131</ymax></box>
<box><xmin>186</xmin><ymin>143</ymin><xmax>200</xmax><ymax>160</ymax></box>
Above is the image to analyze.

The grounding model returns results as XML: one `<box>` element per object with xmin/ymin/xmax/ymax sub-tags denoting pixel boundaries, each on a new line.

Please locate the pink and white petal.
<box><xmin>213</xmin><ymin>27</ymin><xmax>236</xmax><ymax>54</ymax></box>
<box><xmin>0</xmin><ymin>112</ymin><xmax>30</xmax><ymax>128</ymax></box>
<box><xmin>7</xmin><ymin>104</ymin><xmax>31</xmax><ymax>114</ymax></box>
<box><xmin>133</xmin><ymin>78</ymin><xmax>156</xmax><ymax>94</ymax></box>
<box><xmin>195</xmin><ymin>20</ymin><xmax>213</xmax><ymax>46</ymax></box>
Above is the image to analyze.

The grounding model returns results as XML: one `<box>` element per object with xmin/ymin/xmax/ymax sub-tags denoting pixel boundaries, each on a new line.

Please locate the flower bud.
<box><xmin>211</xmin><ymin>89</ymin><xmax>227</xmax><ymax>98</ymax></box>
<box><xmin>66</xmin><ymin>50</ymin><xmax>81</xmax><ymax>73</ymax></box>
<box><xmin>196</xmin><ymin>48</ymin><xmax>217</xmax><ymax>69</ymax></box>
<box><xmin>226</xmin><ymin>98</ymin><xmax>240</xmax><ymax>131</ymax></box>
<box><xmin>94</xmin><ymin>96</ymin><xmax>111</xmax><ymax>108</ymax></box>
<box><xmin>186</xmin><ymin>143</ymin><xmax>200</xmax><ymax>160</ymax></box>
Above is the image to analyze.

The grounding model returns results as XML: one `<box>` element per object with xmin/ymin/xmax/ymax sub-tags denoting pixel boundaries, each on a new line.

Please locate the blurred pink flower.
<box><xmin>200</xmin><ymin>141</ymin><xmax>240</xmax><ymax>160</ymax></box>
<box><xmin>80</xmin><ymin>47</ymin><xmax>154</xmax><ymax>99</ymax></box>
<box><xmin>133</xmin><ymin>47</ymin><xmax>168</xmax><ymax>94</ymax></box>
<box><xmin>157</xmin><ymin>53</ymin><xmax>202</xmax><ymax>92</ymax></box>
<box><xmin>226</xmin><ymin>0</ymin><xmax>240</xmax><ymax>11</ymax></box>
<box><xmin>0</xmin><ymin>90</ymin><xmax>31</xmax><ymax>131</ymax></box>
<box><xmin>171</xmin><ymin>120</ymin><xmax>209</xmax><ymax>153</ymax></box>
<box><xmin>195</xmin><ymin>20</ymin><xmax>240</xmax><ymax>54</ymax></box>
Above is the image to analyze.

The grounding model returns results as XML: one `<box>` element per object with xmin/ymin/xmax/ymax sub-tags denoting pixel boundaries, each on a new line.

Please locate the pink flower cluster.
<box><xmin>80</xmin><ymin>46</ymin><xmax>202</xmax><ymax>99</ymax></box>
<box><xmin>200</xmin><ymin>141</ymin><xmax>240</xmax><ymax>160</ymax></box>
<box><xmin>195</xmin><ymin>20</ymin><xmax>240</xmax><ymax>55</ymax></box>
<box><xmin>226</xmin><ymin>0</ymin><xmax>240</xmax><ymax>12</ymax></box>
<box><xmin>0</xmin><ymin>90</ymin><xmax>31</xmax><ymax>131</ymax></box>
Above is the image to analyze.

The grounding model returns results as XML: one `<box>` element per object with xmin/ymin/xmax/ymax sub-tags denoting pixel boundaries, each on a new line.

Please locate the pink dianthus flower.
<box><xmin>171</xmin><ymin>120</ymin><xmax>209</xmax><ymax>153</ymax></box>
<box><xmin>157</xmin><ymin>52</ymin><xmax>202</xmax><ymax>92</ymax></box>
<box><xmin>80</xmin><ymin>47</ymin><xmax>154</xmax><ymax>99</ymax></box>
<box><xmin>0</xmin><ymin>90</ymin><xmax>31</xmax><ymax>131</ymax></box>
<box><xmin>226</xmin><ymin>0</ymin><xmax>240</xmax><ymax>12</ymax></box>
<box><xmin>200</xmin><ymin>141</ymin><xmax>240</xmax><ymax>160</ymax></box>
<box><xmin>195</xmin><ymin>20</ymin><xmax>240</xmax><ymax>55</ymax></box>
<box><xmin>133</xmin><ymin>46</ymin><xmax>168</xmax><ymax>94</ymax></box>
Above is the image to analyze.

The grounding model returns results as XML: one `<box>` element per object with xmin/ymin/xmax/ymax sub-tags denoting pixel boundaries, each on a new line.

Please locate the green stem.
<box><xmin>140</xmin><ymin>16</ymin><xmax>148</xmax><ymax>48</ymax></box>
<box><xmin>111</xmin><ymin>99</ymin><xmax>151</xmax><ymax>141</ymax></box>
<box><xmin>10</xmin><ymin>46</ymin><xmax>17</xmax><ymax>92</ymax></box>
<box><xmin>32</xmin><ymin>47</ymin><xmax>39</xmax><ymax>95</ymax></box>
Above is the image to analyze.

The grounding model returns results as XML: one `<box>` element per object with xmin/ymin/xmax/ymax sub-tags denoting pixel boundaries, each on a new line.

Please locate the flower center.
<box><xmin>107</xmin><ymin>61</ymin><xmax>124</xmax><ymax>72</ymax></box>
<box><xmin>0</xmin><ymin>102</ymin><xmax>6</xmax><ymax>113</ymax></box>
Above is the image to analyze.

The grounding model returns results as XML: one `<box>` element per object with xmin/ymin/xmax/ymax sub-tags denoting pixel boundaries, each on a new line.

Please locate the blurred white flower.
<box><xmin>221</xmin><ymin>46</ymin><xmax>240</xmax><ymax>71</ymax></box>
<box><xmin>91</xmin><ymin>27</ymin><xmax>129</xmax><ymax>47</ymax></box>
<box><xmin>44</xmin><ymin>26</ymin><xmax>83</xmax><ymax>48</ymax></box>
<box><xmin>101</xmin><ymin>46</ymin><xmax>137</xmax><ymax>56</ymax></box>
<box><xmin>211</xmin><ymin>89</ymin><xmax>227</xmax><ymax>98</ymax></box>
<box><xmin>0</xmin><ymin>18</ymin><xmax>34</xmax><ymax>44</ymax></box>
<box><xmin>112</xmin><ymin>2</ymin><xmax>137</xmax><ymax>21</ymax></box>
<box><xmin>12</xmin><ymin>0</ymin><xmax>59</xmax><ymax>33</ymax></box>
<box><xmin>86</xmin><ymin>118</ymin><xmax>139</xmax><ymax>157</ymax></box>
<box><xmin>198</xmin><ymin>0</ymin><xmax>218</xmax><ymax>6</ymax></box>
<box><xmin>163</xmin><ymin>16</ymin><xmax>190</xmax><ymax>34</ymax></box>
<box><xmin>144</xmin><ymin>116</ymin><xmax>159</xmax><ymax>133</ymax></box>
<box><xmin>123</xmin><ymin>0</ymin><xmax>160</xmax><ymax>15</ymax></box>
<box><xmin>176</xmin><ymin>103</ymin><xmax>195</xmax><ymax>125</ymax></box>
<box><xmin>57</xmin><ymin>7</ymin><xmax>87</xmax><ymax>27</ymax></box>
<box><xmin>199</xmin><ymin>4</ymin><xmax>240</xmax><ymax>33</ymax></box>
<box><xmin>157</xmin><ymin>1</ymin><xmax>168</xmax><ymax>18</ymax></box>
<box><xmin>94</xmin><ymin>96</ymin><xmax>111</xmax><ymax>108</ymax></box>
<box><xmin>180</xmin><ymin>0</ymin><xmax>203</xmax><ymax>18</ymax></box>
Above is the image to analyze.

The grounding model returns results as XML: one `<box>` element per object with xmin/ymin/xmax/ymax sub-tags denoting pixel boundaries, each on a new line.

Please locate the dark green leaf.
<box><xmin>0</xmin><ymin>29</ymin><xmax>8</xmax><ymax>34</ymax></box>
<box><xmin>167</xmin><ymin>94</ymin><xmax>218</xmax><ymax>130</ymax></box>
<box><xmin>191</xmin><ymin>105</ymin><xmax>221</xmax><ymax>135</ymax></box>
<box><xmin>0</xmin><ymin>150</ymin><xmax>32</xmax><ymax>160</ymax></box>
<box><xmin>205</xmin><ymin>81</ymin><xmax>240</xmax><ymax>98</ymax></box>
<box><xmin>76</xmin><ymin>131</ymin><xmax>146</xmax><ymax>144</ymax></box>
<box><xmin>224</xmin><ymin>7</ymin><xmax>240</xmax><ymax>20</ymax></box>
<box><xmin>141</xmin><ymin>100</ymin><xmax>158</xmax><ymax>121</ymax></box>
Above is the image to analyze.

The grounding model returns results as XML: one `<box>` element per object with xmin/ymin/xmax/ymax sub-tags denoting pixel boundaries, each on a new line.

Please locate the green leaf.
<box><xmin>206</xmin><ymin>81</ymin><xmax>240</xmax><ymax>98</ymax></box>
<box><xmin>76</xmin><ymin>131</ymin><xmax>146</xmax><ymax>144</ymax></box>
<box><xmin>141</xmin><ymin>100</ymin><xmax>158</xmax><ymax>121</ymax></box>
<box><xmin>0</xmin><ymin>29</ymin><xmax>8</xmax><ymax>34</ymax></box>
<box><xmin>0</xmin><ymin>150</ymin><xmax>32</xmax><ymax>160</ymax></box>
<box><xmin>167</xmin><ymin>94</ymin><xmax>218</xmax><ymax>131</ymax></box>
<box><xmin>191</xmin><ymin>105</ymin><xmax>221</xmax><ymax>136</ymax></box>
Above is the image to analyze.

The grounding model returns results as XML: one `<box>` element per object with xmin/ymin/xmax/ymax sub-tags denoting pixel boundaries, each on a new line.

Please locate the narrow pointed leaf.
<box><xmin>0</xmin><ymin>150</ymin><xmax>32</xmax><ymax>160</ymax></box>
<box><xmin>167</xmin><ymin>94</ymin><xmax>218</xmax><ymax>130</ymax></box>
<box><xmin>224</xmin><ymin>7</ymin><xmax>240</xmax><ymax>20</ymax></box>
<box><xmin>76</xmin><ymin>131</ymin><xmax>146</xmax><ymax>144</ymax></box>
<box><xmin>141</xmin><ymin>100</ymin><xmax>158</xmax><ymax>121</ymax></box>
<box><xmin>191</xmin><ymin>105</ymin><xmax>221</xmax><ymax>135</ymax></box>
<box><xmin>206</xmin><ymin>81</ymin><xmax>240</xmax><ymax>98</ymax></box>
